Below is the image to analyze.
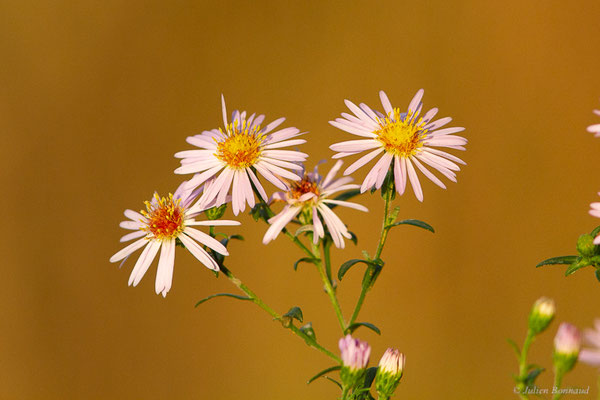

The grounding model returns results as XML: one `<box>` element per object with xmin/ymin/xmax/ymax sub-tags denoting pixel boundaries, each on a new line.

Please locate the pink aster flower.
<box><xmin>329</xmin><ymin>89</ymin><xmax>467</xmax><ymax>201</ymax></box>
<box><xmin>262</xmin><ymin>160</ymin><xmax>368</xmax><ymax>249</ymax></box>
<box><xmin>587</xmin><ymin>103</ymin><xmax>600</xmax><ymax>137</ymax></box>
<box><xmin>579</xmin><ymin>319</ymin><xmax>600</xmax><ymax>367</ymax></box>
<box><xmin>339</xmin><ymin>334</ymin><xmax>371</xmax><ymax>371</ymax></box>
<box><xmin>174</xmin><ymin>95</ymin><xmax>308</xmax><ymax>215</ymax></box>
<box><xmin>109</xmin><ymin>181</ymin><xmax>240</xmax><ymax>297</ymax></box>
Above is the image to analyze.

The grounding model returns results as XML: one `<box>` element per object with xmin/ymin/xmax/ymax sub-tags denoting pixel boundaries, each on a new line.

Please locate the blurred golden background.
<box><xmin>2</xmin><ymin>1</ymin><xmax>600</xmax><ymax>399</ymax></box>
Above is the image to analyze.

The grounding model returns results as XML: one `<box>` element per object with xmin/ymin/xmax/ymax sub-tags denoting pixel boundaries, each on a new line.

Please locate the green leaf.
<box><xmin>536</xmin><ymin>256</ymin><xmax>578</xmax><ymax>268</ymax></box>
<box><xmin>591</xmin><ymin>225</ymin><xmax>600</xmax><ymax>237</ymax></box>
<box><xmin>294</xmin><ymin>257</ymin><xmax>318</xmax><ymax>271</ymax></box>
<box><xmin>524</xmin><ymin>367</ymin><xmax>545</xmax><ymax>386</ymax></box>
<box><xmin>596</xmin><ymin>269</ymin><xmax>600</xmax><ymax>282</ymax></box>
<box><xmin>506</xmin><ymin>338</ymin><xmax>521</xmax><ymax>358</ymax></box>
<box><xmin>363</xmin><ymin>366</ymin><xmax>378</xmax><ymax>389</ymax></box>
<box><xmin>300</xmin><ymin>322</ymin><xmax>316</xmax><ymax>340</ymax></box>
<box><xmin>386</xmin><ymin>219</ymin><xmax>434</xmax><ymax>233</ymax></box>
<box><xmin>347</xmin><ymin>322</ymin><xmax>381</xmax><ymax>335</ymax></box>
<box><xmin>565</xmin><ymin>261</ymin><xmax>588</xmax><ymax>276</ymax></box>
<box><xmin>283</xmin><ymin>306</ymin><xmax>303</xmax><ymax>323</ymax></box>
<box><xmin>195</xmin><ymin>293</ymin><xmax>251</xmax><ymax>307</ymax></box>
<box><xmin>348</xmin><ymin>231</ymin><xmax>358</xmax><ymax>246</ymax></box>
<box><xmin>325</xmin><ymin>377</ymin><xmax>342</xmax><ymax>389</ymax></box>
<box><xmin>338</xmin><ymin>259</ymin><xmax>381</xmax><ymax>281</ymax></box>
<box><xmin>332</xmin><ymin>189</ymin><xmax>362</xmax><ymax>204</ymax></box>
<box><xmin>307</xmin><ymin>365</ymin><xmax>341</xmax><ymax>384</ymax></box>
<box><xmin>229</xmin><ymin>234</ymin><xmax>244</xmax><ymax>241</ymax></box>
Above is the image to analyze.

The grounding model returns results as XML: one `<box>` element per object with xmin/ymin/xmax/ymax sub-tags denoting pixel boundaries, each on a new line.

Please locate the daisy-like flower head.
<box><xmin>174</xmin><ymin>95</ymin><xmax>308</xmax><ymax>215</ymax></box>
<box><xmin>579</xmin><ymin>319</ymin><xmax>600</xmax><ymax>368</ymax></box>
<box><xmin>109</xmin><ymin>180</ymin><xmax>240</xmax><ymax>297</ymax></box>
<box><xmin>262</xmin><ymin>160</ymin><xmax>368</xmax><ymax>249</ymax></box>
<box><xmin>587</xmin><ymin>102</ymin><xmax>600</xmax><ymax>137</ymax></box>
<box><xmin>329</xmin><ymin>89</ymin><xmax>467</xmax><ymax>201</ymax></box>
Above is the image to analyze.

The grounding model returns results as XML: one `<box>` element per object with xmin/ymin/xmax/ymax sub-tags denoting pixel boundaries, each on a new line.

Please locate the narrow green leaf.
<box><xmin>229</xmin><ymin>234</ymin><xmax>244</xmax><ymax>241</ymax></box>
<box><xmin>332</xmin><ymin>189</ymin><xmax>361</xmax><ymax>203</ymax></box>
<box><xmin>195</xmin><ymin>293</ymin><xmax>251</xmax><ymax>307</ymax></box>
<box><xmin>283</xmin><ymin>306</ymin><xmax>303</xmax><ymax>323</ymax></box>
<box><xmin>347</xmin><ymin>322</ymin><xmax>381</xmax><ymax>335</ymax></box>
<box><xmin>506</xmin><ymin>338</ymin><xmax>521</xmax><ymax>358</ymax></box>
<box><xmin>524</xmin><ymin>367</ymin><xmax>545</xmax><ymax>386</ymax></box>
<box><xmin>535</xmin><ymin>255</ymin><xmax>578</xmax><ymax>268</ymax></box>
<box><xmin>307</xmin><ymin>365</ymin><xmax>341</xmax><ymax>384</ymax></box>
<box><xmin>386</xmin><ymin>219</ymin><xmax>434</xmax><ymax>233</ymax></box>
<box><xmin>338</xmin><ymin>259</ymin><xmax>380</xmax><ymax>281</ymax></box>
<box><xmin>565</xmin><ymin>261</ymin><xmax>588</xmax><ymax>276</ymax></box>
<box><xmin>294</xmin><ymin>257</ymin><xmax>318</xmax><ymax>271</ymax></box>
<box><xmin>325</xmin><ymin>377</ymin><xmax>343</xmax><ymax>389</ymax></box>
<box><xmin>348</xmin><ymin>231</ymin><xmax>358</xmax><ymax>246</ymax></box>
<box><xmin>363</xmin><ymin>366</ymin><xmax>378</xmax><ymax>389</ymax></box>
<box><xmin>596</xmin><ymin>269</ymin><xmax>600</xmax><ymax>282</ymax></box>
<box><xmin>591</xmin><ymin>225</ymin><xmax>600</xmax><ymax>237</ymax></box>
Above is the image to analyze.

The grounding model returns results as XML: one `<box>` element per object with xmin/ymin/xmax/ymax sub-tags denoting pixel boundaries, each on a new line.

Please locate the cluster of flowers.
<box><xmin>339</xmin><ymin>335</ymin><xmax>404</xmax><ymax>400</ymax></box>
<box><xmin>110</xmin><ymin>90</ymin><xmax>466</xmax><ymax>297</ymax></box>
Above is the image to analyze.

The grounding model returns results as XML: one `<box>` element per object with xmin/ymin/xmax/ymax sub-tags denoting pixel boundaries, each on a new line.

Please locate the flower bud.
<box><xmin>553</xmin><ymin>323</ymin><xmax>582</xmax><ymax>374</ymax></box>
<box><xmin>577</xmin><ymin>234</ymin><xmax>598</xmax><ymax>257</ymax></box>
<box><xmin>528</xmin><ymin>297</ymin><xmax>555</xmax><ymax>335</ymax></box>
<box><xmin>375</xmin><ymin>348</ymin><xmax>405</xmax><ymax>398</ymax></box>
<box><xmin>339</xmin><ymin>335</ymin><xmax>371</xmax><ymax>387</ymax></box>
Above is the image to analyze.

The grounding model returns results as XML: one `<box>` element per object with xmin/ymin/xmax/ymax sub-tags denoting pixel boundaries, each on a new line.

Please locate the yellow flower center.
<box><xmin>215</xmin><ymin>120</ymin><xmax>264</xmax><ymax>169</ymax></box>
<box><xmin>375</xmin><ymin>108</ymin><xmax>428</xmax><ymax>156</ymax></box>
<box><xmin>141</xmin><ymin>193</ymin><xmax>185</xmax><ymax>240</ymax></box>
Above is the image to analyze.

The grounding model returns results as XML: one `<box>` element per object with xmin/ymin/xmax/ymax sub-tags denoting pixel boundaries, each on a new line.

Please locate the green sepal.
<box><xmin>175</xmin><ymin>237</ymin><xmax>186</xmax><ymax>248</ymax></box>
<box><xmin>596</xmin><ymin>269</ymin><xmax>600</xmax><ymax>282</ymax></box>
<box><xmin>591</xmin><ymin>225</ymin><xmax>600</xmax><ymax>237</ymax></box>
<box><xmin>338</xmin><ymin>259</ymin><xmax>382</xmax><ymax>281</ymax></box>
<box><xmin>524</xmin><ymin>367</ymin><xmax>545</xmax><ymax>386</ymax></box>
<box><xmin>347</xmin><ymin>322</ymin><xmax>381</xmax><ymax>335</ymax></box>
<box><xmin>195</xmin><ymin>293</ymin><xmax>251</xmax><ymax>307</ymax></box>
<box><xmin>307</xmin><ymin>365</ymin><xmax>341</xmax><ymax>385</ymax></box>
<box><xmin>300</xmin><ymin>322</ymin><xmax>317</xmax><ymax>341</ymax></box>
<box><xmin>349</xmin><ymin>231</ymin><xmax>358</xmax><ymax>246</ymax></box>
<box><xmin>249</xmin><ymin>202</ymin><xmax>274</xmax><ymax>222</ymax></box>
<box><xmin>281</xmin><ymin>306</ymin><xmax>303</xmax><ymax>327</ymax></box>
<box><xmin>380</xmin><ymin>167</ymin><xmax>396</xmax><ymax>200</ymax></box>
<box><xmin>294</xmin><ymin>257</ymin><xmax>318</xmax><ymax>271</ymax></box>
<box><xmin>535</xmin><ymin>255</ymin><xmax>578</xmax><ymax>268</ymax></box>
<box><xmin>386</xmin><ymin>219</ymin><xmax>435</xmax><ymax>233</ymax></box>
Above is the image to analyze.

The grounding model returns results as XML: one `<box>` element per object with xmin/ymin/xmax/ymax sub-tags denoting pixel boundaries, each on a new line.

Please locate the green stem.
<box><xmin>552</xmin><ymin>370</ymin><xmax>564</xmax><ymax>400</ymax></box>
<box><xmin>516</xmin><ymin>329</ymin><xmax>534</xmax><ymax>399</ymax></box>
<box><xmin>220</xmin><ymin>265</ymin><xmax>340</xmax><ymax>362</ymax></box>
<box><xmin>349</xmin><ymin>188</ymin><xmax>393</xmax><ymax>326</ymax></box>
<box><xmin>312</xmin><ymin>241</ymin><xmax>346</xmax><ymax>333</ymax></box>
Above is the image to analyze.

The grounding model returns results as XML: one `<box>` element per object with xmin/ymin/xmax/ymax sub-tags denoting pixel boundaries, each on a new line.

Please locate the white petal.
<box><xmin>178</xmin><ymin>233</ymin><xmax>219</xmax><ymax>271</ymax></box>
<box><xmin>110</xmin><ymin>237</ymin><xmax>148</xmax><ymax>263</ymax></box>
<box><xmin>184</xmin><ymin>227</ymin><xmax>229</xmax><ymax>255</ymax></box>
<box><xmin>129</xmin><ymin>240</ymin><xmax>161</xmax><ymax>287</ymax></box>
<box><xmin>155</xmin><ymin>239</ymin><xmax>175</xmax><ymax>296</ymax></box>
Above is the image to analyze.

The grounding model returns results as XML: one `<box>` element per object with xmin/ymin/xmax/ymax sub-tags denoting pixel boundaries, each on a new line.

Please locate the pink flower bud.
<box><xmin>339</xmin><ymin>334</ymin><xmax>371</xmax><ymax>371</ymax></box>
<box><xmin>378</xmin><ymin>348</ymin><xmax>405</xmax><ymax>376</ymax></box>
<box><xmin>554</xmin><ymin>323</ymin><xmax>582</xmax><ymax>355</ymax></box>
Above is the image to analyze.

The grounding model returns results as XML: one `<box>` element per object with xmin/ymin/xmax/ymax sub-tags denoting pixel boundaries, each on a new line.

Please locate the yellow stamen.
<box><xmin>375</xmin><ymin>108</ymin><xmax>427</xmax><ymax>157</ymax></box>
<box><xmin>215</xmin><ymin>122</ymin><xmax>264</xmax><ymax>169</ymax></box>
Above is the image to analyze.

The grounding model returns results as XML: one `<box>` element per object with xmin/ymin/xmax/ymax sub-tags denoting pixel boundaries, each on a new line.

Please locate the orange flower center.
<box><xmin>215</xmin><ymin>120</ymin><xmax>264</xmax><ymax>169</ymax></box>
<box><xmin>141</xmin><ymin>193</ymin><xmax>185</xmax><ymax>240</ymax></box>
<box><xmin>375</xmin><ymin>108</ymin><xmax>427</xmax><ymax>156</ymax></box>
<box><xmin>290</xmin><ymin>176</ymin><xmax>320</xmax><ymax>200</ymax></box>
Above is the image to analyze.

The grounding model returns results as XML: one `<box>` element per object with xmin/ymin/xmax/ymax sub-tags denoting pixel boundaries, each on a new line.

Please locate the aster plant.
<box><xmin>110</xmin><ymin>91</ymin><xmax>467</xmax><ymax>399</ymax></box>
